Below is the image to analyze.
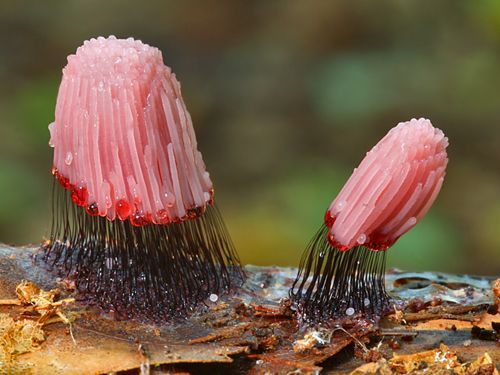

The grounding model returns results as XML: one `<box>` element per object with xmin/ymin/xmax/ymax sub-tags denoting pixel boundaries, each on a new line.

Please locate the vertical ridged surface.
<box><xmin>326</xmin><ymin>118</ymin><xmax>448</xmax><ymax>251</ymax></box>
<box><xmin>49</xmin><ymin>36</ymin><xmax>213</xmax><ymax>225</ymax></box>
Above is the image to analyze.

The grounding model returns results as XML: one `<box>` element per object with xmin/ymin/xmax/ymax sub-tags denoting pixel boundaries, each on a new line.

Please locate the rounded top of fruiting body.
<box><xmin>325</xmin><ymin>118</ymin><xmax>448</xmax><ymax>251</ymax></box>
<box><xmin>49</xmin><ymin>36</ymin><xmax>213</xmax><ymax>225</ymax></box>
<box><xmin>64</xmin><ymin>36</ymin><xmax>165</xmax><ymax>80</ymax></box>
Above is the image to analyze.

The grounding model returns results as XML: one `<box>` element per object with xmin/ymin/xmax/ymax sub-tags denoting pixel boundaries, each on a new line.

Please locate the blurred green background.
<box><xmin>0</xmin><ymin>1</ymin><xmax>499</xmax><ymax>275</ymax></box>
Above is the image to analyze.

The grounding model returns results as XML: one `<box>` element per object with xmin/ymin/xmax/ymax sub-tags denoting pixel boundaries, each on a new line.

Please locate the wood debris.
<box><xmin>0</xmin><ymin>314</ymin><xmax>45</xmax><ymax>370</ymax></box>
<box><xmin>350</xmin><ymin>344</ymin><xmax>498</xmax><ymax>375</ymax></box>
<box><xmin>0</xmin><ymin>246</ymin><xmax>498</xmax><ymax>374</ymax></box>
<box><xmin>493</xmin><ymin>279</ymin><xmax>500</xmax><ymax>309</ymax></box>
<box><xmin>15</xmin><ymin>280</ymin><xmax>75</xmax><ymax>325</ymax></box>
<box><xmin>0</xmin><ymin>280</ymin><xmax>75</xmax><ymax>371</ymax></box>
<box><xmin>293</xmin><ymin>328</ymin><xmax>333</xmax><ymax>353</ymax></box>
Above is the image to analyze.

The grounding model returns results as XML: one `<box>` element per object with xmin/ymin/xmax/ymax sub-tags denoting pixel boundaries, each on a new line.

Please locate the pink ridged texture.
<box><xmin>48</xmin><ymin>36</ymin><xmax>213</xmax><ymax>225</ymax></box>
<box><xmin>325</xmin><ymin>118</ymin><xmax>448</xmax><ymax>251</ymax></box>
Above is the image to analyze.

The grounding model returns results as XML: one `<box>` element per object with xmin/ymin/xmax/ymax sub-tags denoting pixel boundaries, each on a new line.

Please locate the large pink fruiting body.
<box><xmin>48</xmin><ymin>36</ymin><xmax>213</xmax><ymax>225</ymax></box>
<box><xmin>325</xmin><ymin>118</ymin><xmax>448</xmax><ymax>251</ymax></box>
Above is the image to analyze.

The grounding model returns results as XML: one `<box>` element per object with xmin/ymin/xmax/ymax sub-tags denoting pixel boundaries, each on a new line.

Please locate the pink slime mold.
<box><xmin>325</xmin><ymin>118</ymin><xmax>448</xmax><ymax>251</ymax></box>
<box><xmin>48</xmin><ymin>36</ymin><xmax>212</xmax><ymax>225</ymax></box>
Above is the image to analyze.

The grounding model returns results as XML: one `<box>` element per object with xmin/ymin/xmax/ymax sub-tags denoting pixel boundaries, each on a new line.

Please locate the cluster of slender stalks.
<box><xmin>41</xmin><ymin>181</ymin><xmax>244</xmax><ymax>320</ymax></box>
<box><xmin>290</xmin><ymin>224</ymin><xmax>390</xmax><ymax>322</ymax></box>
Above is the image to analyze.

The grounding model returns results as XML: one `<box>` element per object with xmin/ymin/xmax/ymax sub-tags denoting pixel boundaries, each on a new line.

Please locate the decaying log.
<box><xmin>0</xmin><ymin>244</ymin><xmax>498</xmax><ymax>374</ymax></box>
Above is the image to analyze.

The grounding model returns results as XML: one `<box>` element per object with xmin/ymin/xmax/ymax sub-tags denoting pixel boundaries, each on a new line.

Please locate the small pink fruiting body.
<box><xmin>49</xmin><ymin>36</ymin><xmax>213</xmax><ymax>225</ymax></box>
<box><xmin>325</xmin><ymin>118</ymin><xmax>448</xmax><ymax>251</ymax></box>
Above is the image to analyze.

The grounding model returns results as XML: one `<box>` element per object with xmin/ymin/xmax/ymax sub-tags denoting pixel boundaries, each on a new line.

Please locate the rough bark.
<box><xmin>0</xmin><ymin>244</ymin><xmax>498</xmax><ymax>374</ymax></box>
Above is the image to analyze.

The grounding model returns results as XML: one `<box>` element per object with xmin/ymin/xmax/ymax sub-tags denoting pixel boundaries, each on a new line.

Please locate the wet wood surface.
<box><xmin>0</xmin><ymin>244</ymin><xmax>498</xmax><ymax>374</ymax></box>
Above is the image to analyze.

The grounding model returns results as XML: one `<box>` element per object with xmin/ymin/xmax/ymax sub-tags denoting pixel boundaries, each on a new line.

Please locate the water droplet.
<box><xmin>364</xmin><ymin>298</ymin><xmax>371</xmax><ymax>306</ymax></box>
<box><xmin>336</xmin><ymin>200</ymin><xmax>346</xmax><ymax>211</ymax></box>
<box><xmin>130</xmin><ymin>211</ymin><xmax>150</xmax><ymax>226</ymax></box>
<box><xmin>346</xmin><ymin>307</ymin><xmax>355</xmax><ymax>316</ymax></box>
<box><xmin>209</xmin><ymin>294</ymin><xmax>218</xmax><ymax>303</ymax></box>
<box><xmin>164</xmin><ymin>193</ymin><xmax>175</xmax><ymax>207</ymax></box>
<box><xmin>357</xmin><ymin>234</ymin><xmax>366</xmax><ymax>245</ymax></box>
<box><xmin>324</xmin><ymin>211</ymin><xmax>336</xmax><ymax>226</ymax></box>
<box><xmin>48</xmin><ymin>123</ymin><xmax>55</xmax><ymax>147</ymax></box>
<box><xmin>71</xmin><ymin>185</ymin><xmax>88</xmax><ymax>206</ymax></box>
<box><xmin>85</xmin><ymin>203</ymin><xmax>98</xmax><ymax>216</ymax></box>
<box><xmin>157</xmin><ymin>209</ymin><xmax>169</xmax><ymax>221</ymax></box>
<box><xmin>65</xmin><ymin>152</ymin><xmax>73</xmax><ymax>165</ymax></box>
<box><xmin>116</xmin><ymin>199</ymin><xmax>131</xmax><ymax>220</ymax></box>
<box><xmin>55</xmin><ymin>171</ymin><xmax>71</xmax><ymax>189</ymax></box>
